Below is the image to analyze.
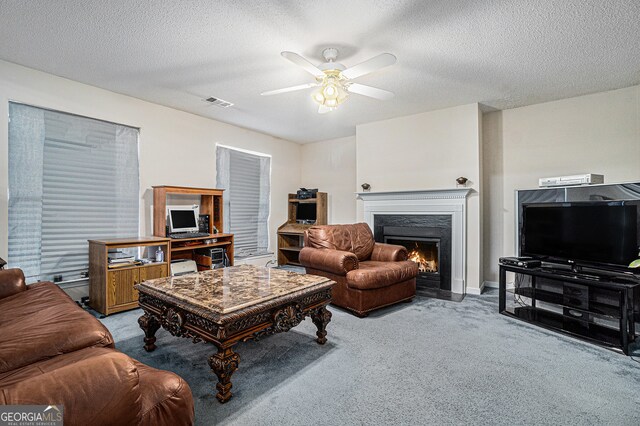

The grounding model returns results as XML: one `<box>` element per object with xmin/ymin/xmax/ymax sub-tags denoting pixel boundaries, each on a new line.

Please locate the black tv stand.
<box><xmin>499</xmin><ymin>264</ymin><xmax>639</xmax><ymax>355</ymax></box>
<box><xmin>540</xmin><ymin>268</ymin><xmax>602</xmax><ymax>282</ymax></box>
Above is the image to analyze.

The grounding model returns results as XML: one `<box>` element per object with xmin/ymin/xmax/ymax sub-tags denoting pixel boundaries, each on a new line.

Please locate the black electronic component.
<box><xmin>296</xmin><ymin>187</ymin><xmax>318</xmax><ymax>199</ymax></box>
<box><xmin>499</xmin><ymin>256</ymin><xmax>541</xmax><ymax>268</ymax></box>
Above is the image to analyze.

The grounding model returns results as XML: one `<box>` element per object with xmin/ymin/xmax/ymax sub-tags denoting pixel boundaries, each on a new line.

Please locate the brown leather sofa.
<box><xmin>0</xmin><ymin>268</ymin><xmax>194</xmax><ymax>426</ymax></box>
<box><xmin>299</xmin><ymin>223</ymin><xmax>418</xmax><ymax>317</ymax></box>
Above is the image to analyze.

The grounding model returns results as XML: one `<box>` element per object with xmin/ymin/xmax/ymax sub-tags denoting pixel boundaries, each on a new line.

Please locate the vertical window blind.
<box><xmin>216</xmin><ymin>145</ymin><xmax>270</xmax><ymax>257</ymax></box>
<box><xmin>8</xmin><ymin>103</ymin><xmax>139</xmax><ymax>282</ymax></box>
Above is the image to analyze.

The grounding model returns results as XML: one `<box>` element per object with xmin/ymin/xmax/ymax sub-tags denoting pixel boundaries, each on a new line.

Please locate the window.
<box><xmin>8</xmin><ymin>103</ymin><xmax>139</xmax><ymax>282</ymax></box>
<box><xmin>216</xmin><ymin>145</ymin><xmax>270</xmax><ymax>257</ymax></box>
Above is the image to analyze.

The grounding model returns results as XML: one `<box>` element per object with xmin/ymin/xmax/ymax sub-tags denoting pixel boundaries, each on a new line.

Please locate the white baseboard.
<box><xmin>467</xmin><ymin>280</ymin><xmax>500</xmax><ymax>295</ymax></box>
<box><xmin>466</xmin><ymin>281</ymin><xmax>485</xmax><ymax>295</ymax></box>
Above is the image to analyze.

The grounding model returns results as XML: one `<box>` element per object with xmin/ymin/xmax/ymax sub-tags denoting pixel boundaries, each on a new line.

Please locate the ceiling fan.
<box><xmin>261</xmin><ymin>48</ymin><xmax>397</xmax><ymax>113</ymax></box>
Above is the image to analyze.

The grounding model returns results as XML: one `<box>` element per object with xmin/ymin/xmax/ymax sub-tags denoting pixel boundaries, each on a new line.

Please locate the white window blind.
<box><xmin>8</xmin><ymin>103</ymin><xmax>139</xmax><ymax>282</ymax></box>
<box><xmin>216</xmin><ymin>145</ymin><xmax>270</xmax><ymax>257</ymax></box>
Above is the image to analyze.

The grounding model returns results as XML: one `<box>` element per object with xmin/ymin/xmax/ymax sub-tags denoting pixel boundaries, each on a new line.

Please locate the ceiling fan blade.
<box><xmin>281</xmin><ymin>51</ymin><xmax>325</xmax><ymax>78</ymax></box>
<box><xmin>318</xmin><ymin>105</ymin><xmax>332</xmax><ymax>114</ymax></box>
<box><xmin>346</xmin><ymin>83</ymin><xmax>394</xmax><ymax>100</ymax></box>
<box><xmin>261</xmin><ymin>83</ymin><xmax>319</xmax><ymax>96</ymax></box>
<box><xmin>341</xmin><ymin>53</ymin><xmax>397</xmax><ymax>80</ymax></box>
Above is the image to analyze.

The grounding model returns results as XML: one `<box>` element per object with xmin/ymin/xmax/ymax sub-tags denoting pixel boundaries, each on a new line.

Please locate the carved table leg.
<box><xmin>311</xmin><ymin>305</ymin><xmax>332</xmax><ymax>345</ymax></box>
<box><xmin>138</xmin><ymin>312</ymin><xmax>161</xmax><ymax>352</ymax></box>
<box><xmin>208</xmin><ymin>346</ymin><xmax>240</xmax><ymax>403</ymax></box>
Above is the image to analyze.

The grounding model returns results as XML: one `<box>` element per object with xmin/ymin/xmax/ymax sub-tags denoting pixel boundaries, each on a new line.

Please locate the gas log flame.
<box><xmin>407</xmin><ymin>244</ymin><xmax>437</xmax><ymax>273</ymax></box>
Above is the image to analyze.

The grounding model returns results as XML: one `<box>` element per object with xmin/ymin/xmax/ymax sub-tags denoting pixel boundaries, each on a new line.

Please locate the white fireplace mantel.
<box><xmin>356</xmin><ymin>188</ymin><xmax>472</xmax><ymax>294</ymax></box>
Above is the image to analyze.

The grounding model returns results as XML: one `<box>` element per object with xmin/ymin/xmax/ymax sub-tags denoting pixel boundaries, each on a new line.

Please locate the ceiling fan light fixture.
<box><xmin>311</xmin><ymin>85</ymin><xmax>348</xmax><ymax>110</ymax></box>
<box><xmin>267</xmin><ymin>48</ymin><xmax>396</xmax><ymax>113</ymax></box>
<box><xmin>312</xmin><ymin>71</ymin><xmax>349</xmax><ymax>111</ymax></box>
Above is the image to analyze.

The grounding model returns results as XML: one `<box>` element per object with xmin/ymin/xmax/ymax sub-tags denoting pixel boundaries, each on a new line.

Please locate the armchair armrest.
<box><xmin>0</xmin><ymin>352</ymin><xmax>142</xmax><ymax>426</ymax></box>
<box><xmin>370</xmin><ymin>243</ymin><xmax>408</xmax><ymax>262</ymax></box>
<box><xmin>0</xmin><ymin>268</ymin><xmax>27</xmax><ymax>300</ymax></box>
<box><xmin>299</xmin><ymin>247</ymin><xmax>359</xmax><ymax>275</ymax></box>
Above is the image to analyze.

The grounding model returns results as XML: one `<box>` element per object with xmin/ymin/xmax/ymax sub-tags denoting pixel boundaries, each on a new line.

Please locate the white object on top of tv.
<box><xmin>539</xmin><ymin>174</ymin><xmax>604</xmax><ymax>188</ymax></box>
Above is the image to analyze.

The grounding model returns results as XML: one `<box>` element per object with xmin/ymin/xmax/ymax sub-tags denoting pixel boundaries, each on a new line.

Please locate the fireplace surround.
<box><xmin>357</xmin><ymin>189</ymin><xmax>471</xmax><ymax>295</ymax></box>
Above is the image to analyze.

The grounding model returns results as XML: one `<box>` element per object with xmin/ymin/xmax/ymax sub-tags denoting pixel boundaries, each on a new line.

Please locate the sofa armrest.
<box><xmin>299</xmin><ymin>247</ymin><xmax>359</xmax><ymax>275</ymax></box>
<box><xmin>0</xmin><ymin>352</ymin><xmax>142</xmax><ymax>426</ymax></box>
<box><xmin>135</xmin><ymin>360</ymin><xmax>195</xmax><ymax>426</ymax></box>
<box><xmin>0</xmin><ymin>268</ymin><xmax>27</xmax><ymax>300</ymax></box>
<box><xmin>370</xmin><ymin>243</ymin><xmax>408</xmax><ymax>262</ymax></box>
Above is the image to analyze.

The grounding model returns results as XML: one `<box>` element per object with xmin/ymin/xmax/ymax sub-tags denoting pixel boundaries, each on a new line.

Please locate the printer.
<box><xmin>170</xmin><ymin>259</ymin><xmax>198</xmax><ymax>276</ymax></box>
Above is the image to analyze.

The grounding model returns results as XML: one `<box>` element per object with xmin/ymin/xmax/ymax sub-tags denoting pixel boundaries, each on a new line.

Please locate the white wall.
<box><xmin>356</xmin><ymin>103</ymin><xmax>484</xmax><ymax>291</ymax></box>
<box><xmin>0</xmin><ymin>60</ymin><xmax>302</xmax><ymax>261</ymax></box>
<box><xmin>300</xmin><ymin>136</ymin><xmax>357</xmax><ymax>224</ymax></box>
<box><xmin>483</xmin><ymin>85</ymin><xmax>640</xmax><ymax>284</ymax></box>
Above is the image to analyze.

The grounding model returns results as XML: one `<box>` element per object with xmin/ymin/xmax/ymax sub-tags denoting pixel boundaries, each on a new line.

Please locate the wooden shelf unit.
<box><xmin>277</xmin><ymin>193</ymin><xmax>327</xmax><ymax>266</ymax></box>
<box><xmin>89</xmin><ymin>236</ymin><xmax>170</xmax><ymax>316</ymax></box>
<box><xmin>152</xmin><ymin>186</ymin><xmax>234</xmax><ymax>267</ymax></box>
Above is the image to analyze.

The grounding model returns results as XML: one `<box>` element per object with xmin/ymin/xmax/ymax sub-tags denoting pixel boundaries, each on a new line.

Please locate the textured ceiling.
<box><xmin>0</xmin><ymin>0</ymin><xmax>639</xmax><ymax>143</ymax></box>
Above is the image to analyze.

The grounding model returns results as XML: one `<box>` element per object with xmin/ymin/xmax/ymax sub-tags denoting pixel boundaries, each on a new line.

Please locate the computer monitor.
<box><xmin>168</xmin><ymin>207</ymin><xmax>199</xmax><ymax>233</ymax></box>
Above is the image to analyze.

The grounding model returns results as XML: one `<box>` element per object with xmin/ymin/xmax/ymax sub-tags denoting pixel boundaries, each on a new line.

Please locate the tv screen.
<box><xmin>521</xmin><ymin>201</ymin><xmax>639</xmax><ymax>269</ymax></box>
<box><xmin>297</xmin><ymin>203</ymin><xmax>317</xmax><ymax>222</ymax></box>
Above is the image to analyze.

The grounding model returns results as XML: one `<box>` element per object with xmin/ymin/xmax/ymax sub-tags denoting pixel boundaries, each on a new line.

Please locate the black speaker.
<box><xmin>198</xmin><ymin>214</ymin><xmax>210</xmax><ymax>233</ymax></box>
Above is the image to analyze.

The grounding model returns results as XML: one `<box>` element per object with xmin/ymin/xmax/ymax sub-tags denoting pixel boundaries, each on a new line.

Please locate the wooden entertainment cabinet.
<box><xmin>152</xmin><ymin>186</ymin><xmax>234</xmax><ymax>267</ymax></box>
<box><xmin>277</xmin><ymin>192</ymin><xmax>327</xmax><ymax>266</ymax></box>
<box><xmin>499</xmin><ymin>264</ymin><xmax>639</xmax><ymax>354</ymax></box>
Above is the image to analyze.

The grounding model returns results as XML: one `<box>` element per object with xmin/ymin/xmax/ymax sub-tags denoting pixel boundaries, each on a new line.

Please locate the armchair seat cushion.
<box><xmin>347</xmin><ymin>260</ymin><xmax>419</xmax><ymax>290</ymax></box>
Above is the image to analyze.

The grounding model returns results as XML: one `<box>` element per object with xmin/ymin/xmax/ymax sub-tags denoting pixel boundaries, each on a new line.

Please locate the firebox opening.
<box><xmin>385</xmin><ymin>237</ymin><xmax>440</xmax><ymax>275</ymax></box>
<box><xmin>376</xmin><ymin>218</ymin><xmax>453</xmax><ymax>296</ymax></box>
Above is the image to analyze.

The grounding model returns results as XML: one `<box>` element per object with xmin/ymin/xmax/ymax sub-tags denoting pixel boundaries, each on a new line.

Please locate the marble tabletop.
<box><xmin>137</xmin><ymin>265</ymin><xmax>333</xmax><ymax>314</ymax></box>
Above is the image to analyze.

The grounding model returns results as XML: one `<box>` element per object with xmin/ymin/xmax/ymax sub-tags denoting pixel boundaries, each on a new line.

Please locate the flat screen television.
<box><xmin>296</xmin><ymin>203</ymin><xmax>317</xmax><ymax>223</ymax></box>
<box><xmin>521</xmin><ymin>200</ymin><xmax>639</xmax><ymax>271</ymax></box>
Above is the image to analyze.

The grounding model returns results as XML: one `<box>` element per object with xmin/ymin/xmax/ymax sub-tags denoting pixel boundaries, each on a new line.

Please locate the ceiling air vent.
<box><xmin>204</xmin><ymin>97</ymin><xmax>234</xmax><ymax>108</ymax></box>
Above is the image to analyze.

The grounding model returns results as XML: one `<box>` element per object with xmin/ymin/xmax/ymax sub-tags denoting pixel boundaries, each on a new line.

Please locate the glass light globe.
<box><xmin>323</xmin><ymin>84</ymin><xmax>337</xmax><ymax>98</ymax></box>
<box><xmin>313</xmin><ymin>91</ymin><xmax>325</xmax><ymax>104</ymax></box>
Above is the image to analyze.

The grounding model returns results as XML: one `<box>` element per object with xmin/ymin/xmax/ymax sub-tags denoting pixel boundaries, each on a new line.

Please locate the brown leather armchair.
<box><xmin>299</xmin><ymin>223</ymin><xmax>418</xmax><ymax>317</ymax></box>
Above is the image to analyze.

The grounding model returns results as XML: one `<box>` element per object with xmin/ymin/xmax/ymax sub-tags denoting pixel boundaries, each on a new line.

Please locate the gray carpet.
<box><xmin>100</xmin><ymin>290</ymin><xmax>640</xmax><ymax>425</ymax></box>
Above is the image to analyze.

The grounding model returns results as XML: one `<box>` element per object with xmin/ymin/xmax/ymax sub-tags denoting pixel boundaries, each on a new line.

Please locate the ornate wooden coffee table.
<box><xmin>135</xmin><ymin>265</ymin><xmax>334</xmax><ymax>403</ymax></box>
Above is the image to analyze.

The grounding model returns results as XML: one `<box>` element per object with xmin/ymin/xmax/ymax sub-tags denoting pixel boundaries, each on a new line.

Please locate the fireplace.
<box><xmin>357</xmin><ymin>188</ymin><xmax>471</xmax><ymax>295</ymax></box>
<box><xmin>374</xmin><ymin>218</ymin><xmax>452</xmax><ymax>292</ymax></box>
<box><xmin>385</xmin><ymin>237</ymin><xmax>440</xmax><ymax>287</ymax></box>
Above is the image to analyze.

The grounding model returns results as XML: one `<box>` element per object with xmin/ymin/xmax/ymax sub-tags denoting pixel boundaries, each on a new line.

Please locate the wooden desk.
<box><xmin>152</xmin><ymin>186</ymin><xmax>234</xmax><ymax>267</ymax></box>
